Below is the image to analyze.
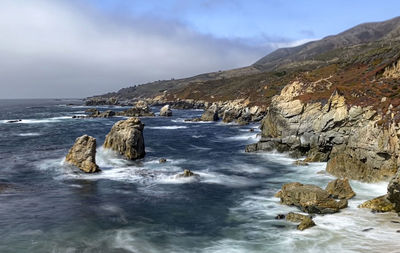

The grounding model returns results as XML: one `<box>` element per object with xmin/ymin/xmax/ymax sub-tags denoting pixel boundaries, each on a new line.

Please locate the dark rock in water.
<box><xmin>391</xmin><ymin>220</ymin><xmax>400</xmax><ymax>224</ymax></box>
<box><xmin>275</xmin><ymin>182</ymin><xmax>348</xmax><ymax>214</ymax></box>
<box><xmin>65</xmin><ymin>135</ymin><xmax>100</xmax><ymax>173</ymax></box>
<box><xmin>293</xmin><ymin>160</ymin><xmax>309</xmax><ymax>166</ymax></box>
<box><xmin>177</xmin><ymin>169</ymin><xmax>199</xmax><ymax>178</ymax></box>
<box><xmin>159</xmin><ymin>158</ymin><xmax>167</xmax><ymax>163</ymax></box>
<box><xmin>358</xmin><ymin>195</ymin><xmax>395</xmax><ymax>212</ymax></box>
<box><xmin>249</xmin><ymin>128</ymin><xmax>255</xmax><ymax>132</ymax></box>
<box><xmin>159</xmin><ymin>105</ymin><xmax>172</xmax><ymax>117</ymax></box>
<box><xmin>103</xmin><ymin>117</ymin><xmax>145</xmax><ymax>160</ymax></box>
<box><xmin>201</xmin><ymin>104</ymin><xmax>219</xmax><ymax>121</ymax></box>
<box><xmin>387</xmin><ymin>172</ymin><xmax>400</xmax><ymax>212</ymax></box>
<box><xmin>286</xmin><ymin>212</ymin><xmax>316</xmax><ymax>231</ymax></box>
<box><xmin>7</xmin><ymin>119</ymin><xmax>21</xmax><ymax>123</ymax></box>
<box><xmin>362</xmin><ymin>228</ymin><xmax>374</xmax><ymax>232</ymax></box>
<box><xmin>325</xmin><ymin>178</ymin><xmax>355</xmax><ymax>199</ymax></box>
<box><xmin>397</xmin><ymin>230</ymin><xmax>400</xmax><ymax>233</ymax></box>
<box><xmin>275</xmin><ymin>214</ymin><xmax>286</xmax><ymax>220</ymax></box>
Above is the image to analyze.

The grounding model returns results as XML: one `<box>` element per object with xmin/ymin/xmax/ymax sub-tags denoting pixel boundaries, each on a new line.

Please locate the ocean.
<box><xmin>0</xmin><ymin>99</ymin><xmax>399</xmax><ymax>253</ymax></box>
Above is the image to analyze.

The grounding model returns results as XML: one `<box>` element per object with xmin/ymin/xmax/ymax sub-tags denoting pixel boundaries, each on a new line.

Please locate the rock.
<box><xmin>65</xmin><ymin>135</ymin><xmax>100</xmax><ymax>173</ymax></box>
<box><xmin>249</xmin><ymin>128</ymin><xmax>255</xmax><ymax>132</ymax></box>
<box><xmin>118</xmin><ymin>101</ymin><xmax>155</xmax><ymax>117</ymax></box>
<box><xmin>176</xmin><ymin>169</ymin><xmax>199</xmax><ymax>178</ymax></box>
<box><xmin>286</xmin><ymin>212</ymin><xmax>316</xmax><ymax>231</ymax></box>
<box><xmin>159</xmin><ymin>158</ymin><xmax>167</xmax><ymax>163</ymax></box>
<box><xmin>159</xmin><ymin>105</ymin><xmax>172</xmax><ymax>117</ymax></box>
<box><xmin>85</xmin><ymin>97</ymin><xmax>119</xmax><ymax>106</ymax></box>
<box><xmin>103</xmin><ymin>117</ymin><xmax>145</xmax><ymax>160</ymax></box>
<box><xmin>6</xmin><ymin>119</ymin><xmax>21</xmax><ymax>123</ymax></box>
<box><xmin>293</xmin><ymin>160</ymin><xmax>309</xmax><ymax>166</ymax></box>
<box><xmin>388</xmin><ymin>172</ymin><xmax>400</xmax><ymax>212</ymax></box>
<box><xmin>275</xmin><ymin>214</ymin><xmax>286</xmax><ymax>220</ymax></box>
<box><xmin>276</xmin><ymin>182</ymin><xmax>348</xmax><ymax>214</ymax></box>
<box><xmin>362</xmin><ymin>228</ymin><xmax>374</xmax><ymax>232</ymax></box>
<box><xmin>201</xmin><ymin>104</ymin><xmax>219</xmax><ymax>121</ymax></box>
<box><xmin>325</xmin><ymin>178</ymin><xmax>355</xmax><ymax>199</ymax></box>
<box><xmin>359</xmin><ymin>195</ymin><xmax>395</xmax><ymax>212</ymax></box>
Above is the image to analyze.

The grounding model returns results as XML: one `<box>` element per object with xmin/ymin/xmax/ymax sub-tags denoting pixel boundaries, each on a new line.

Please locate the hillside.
<box><xmin>87</xmin><ymin>16</ymin><xmax>400</xmax><ymax>107</ymax></box>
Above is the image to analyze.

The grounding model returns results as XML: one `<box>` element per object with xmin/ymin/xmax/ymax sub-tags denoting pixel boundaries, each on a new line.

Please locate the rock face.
<box><xmin>201</xmin><ymin>104</ymin><xmax>219</xmax><ymax>121</ymax></box>
<box><xmin>325</xmin><ymin>178</ymin><xmax>355</xmax><ymax>199</ymax></box>
<box><xmin>247</xmin><ymin>80</ymin><xmax>399</xmax><ymax>182</ymax></box>
<box><xmin>65</xmin><ymin>135</ymin><xmax>100</xmax><ymax>173</ymax></box>
<box><xmin>159</xmin><ymin>105</ymin><xmax>172</xmax><ymax>116</ymax></box>
<box><xmin>275</xmin><ymin>182</ymin><xmax>348</xmax><ymax>214</ymax></box>
<box><xmin>103</xmin><ymin>117</ymin><xmax>145</xmax><ymax>160</ymax></box>
<box><xmin>359</xmin><ymin>195</ymin><xmax>395</xmax><ymax>212</ymax></box>
<box><xmin>286</xmin><ymin>212</ymin><xmax>316</xmax><ymax>231</ymax></box>
<box><xmin>388</xmin><ymin>172</ymin><xmax>400</xmax><ymax>212</ymax></box>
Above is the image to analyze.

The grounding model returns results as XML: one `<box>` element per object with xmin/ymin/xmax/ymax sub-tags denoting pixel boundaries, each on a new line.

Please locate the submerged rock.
<box><xmin>286</xmin><ymin>212</ymin><xmax>316</xmax><ymax>231</ymax></box>
<box><xmin>159</xmin><ymin>105</ymin><xmax>172</xmax><ymax>117</ymax></box>
<box><xmin>293</xmin><ymin>160</ymin><xmax>309</xmax><ymax>166</ymax></box>
<box><xmin>176</xmin><ymin>169</ymin><xmax>199</xmax><ymax>178</ymax></box>
<box><xmin>325</xmin><ymin>178</ymin><xmax>355</xmax><ymax>199</ymax></box>
<box><xmin>159</xmin><ymin>158</ymin><xmax>167</xmax><ymax>163</ymax></box>
<box><xmin>275</xmin><ymin>182</ymin><xmax>348</xmax><ymax>214</ymax></box>
<box><xmin>359</xmin><ymin>195</ymin><xmax>395</xmax><ymax>212</ymax></box>
<box><xmin>65</xmin><ymin>135</ymin><xmax>100</xmax><ymax>173</ymax></box>
<box><xmin>103</xmin><ymin>117</ymin><xmax>145</xmax><ymax>160</ymax></box>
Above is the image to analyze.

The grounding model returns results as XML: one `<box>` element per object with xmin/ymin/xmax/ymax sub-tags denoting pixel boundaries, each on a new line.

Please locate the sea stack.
<box><xmin>103</xmin><ymin>117</ymin><xmax>145</xmax><ymax>160</ymax></box>
<box><xmin>65</xmin><ymin>135</ymin><xmax>100</xmax><ymax>173</ymax></box>
<box><xmin>159</xmin><ymin>105</ymin><xmax>172</xmax><ymax>116</ymax></box>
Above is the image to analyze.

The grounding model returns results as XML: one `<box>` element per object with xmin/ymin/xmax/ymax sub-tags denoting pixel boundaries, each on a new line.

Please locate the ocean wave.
<box><xmin>1</xmin><ymin>116</ymin><xmax>73</xmax><ymax>124</ymax></box>
<box><xmin>17</xmin><ymin>133</ymin><xmax>42</xmax><ymax>137</ymax></box>
<box><xmin>147</xmin><ymin>126</ymin><xmax>188</xmax><ymax>130</ymax></box>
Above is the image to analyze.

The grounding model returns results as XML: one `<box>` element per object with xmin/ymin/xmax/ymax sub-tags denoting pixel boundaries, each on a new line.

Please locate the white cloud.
<box><xmin>0</xmin><ymin>0</ymin><xmax>275</xmax><ymax>98</ymax></box>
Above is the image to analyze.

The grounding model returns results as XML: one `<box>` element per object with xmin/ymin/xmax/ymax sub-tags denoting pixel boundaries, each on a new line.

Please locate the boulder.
<box><xmin>359</xmin><ymin>195</ymin><xmax>395</xmax><ymax>212</ymax></box>
<box><xmin>293</xmin><ymin>160</ymin><xmax>309</xmax><ymax>166</ymax></box>
<box><xmin>159</xmin><ymin>158</ymin><xmax>167</xmax><ymax>163</ymax></box>
<box><xmin>65</xmin><ymin>135</ymin><xmax>100</xmax><ymax>173</ymax></box>
<box><xmin>201</xmin><ymin>104</ymin><xmax>219</xmax><ymax>121</ymax></box>
<box><xmin>387</xmin><ymin>172</ymin><xmax>400</xmax><ymax>212</ymax></box>
<box><xmin>159</xmin><ymin>105</ymin><xmax>172</xmax><ymax>117</ymax></box>
<box><xmin>275</xmin><ymin>182</ymin><xmax>348</xmax><ymax>214</ymax></box>
<box><xmin>118</xmin><ymin>101</ymin><xmax>155</xmax><ymax>117</ymax></box>
<box><xmin>103</xmin><ymin>117</ymin><xmax>145</xmax><ymax>160</ymax></box>
<box><xmin>286</xmin><ymin>212</ymin><xmax>316</xmax><ymax>231</ymax></box>
<box><xmin>176</xmin><ymin>169</ymin><xmax>199</xmax><ymax>178</ymax></box>
<box><xmin>325</xmin><ymin>178</ymin><xmax>355</xmax><ymax>199</ymax></box>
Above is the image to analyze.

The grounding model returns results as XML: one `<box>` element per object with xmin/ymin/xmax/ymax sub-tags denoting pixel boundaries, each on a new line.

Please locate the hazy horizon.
<box><xmin>1</xmin><ymin>0</ymin><xmax>399</xmax><ymax>99</ymax></box>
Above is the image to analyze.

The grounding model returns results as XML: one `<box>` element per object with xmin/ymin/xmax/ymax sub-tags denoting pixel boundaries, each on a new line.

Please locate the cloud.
<box><xmin>0</xmin><ymin>0</ymin><xmax>300</xmax><ymax>98</ymax></box>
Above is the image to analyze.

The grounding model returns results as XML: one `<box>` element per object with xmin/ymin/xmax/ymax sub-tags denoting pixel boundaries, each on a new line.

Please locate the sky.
<box><xmin>0</xmin><ymin>0</ymin><xmax>399</xmax><ymax>99</ymax></box>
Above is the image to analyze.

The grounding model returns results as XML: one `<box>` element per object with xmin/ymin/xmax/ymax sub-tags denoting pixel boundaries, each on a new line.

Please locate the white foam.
<box><xmin>17</xmin><ymin>132</ymin><xmax>41</xmax><ymax>137</ymax></box>
<box><xmin>2</xmin><ymin>116</ymin><xmax>73</xmax><ymax>124</ymax></box>
<box><xmin>147</xmin><ymin>126</ymin><xmax>188</xmax><ymax>130</ymax></box>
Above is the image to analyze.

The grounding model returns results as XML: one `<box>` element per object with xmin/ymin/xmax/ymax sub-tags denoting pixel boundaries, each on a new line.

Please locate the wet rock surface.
<box><xmin>325</xmin><ymin>178</ymin><xmax>355</xmax><ymax>200</ymax></box>
<box><xmin>286</xmin><ymin>212</ymin><xmax>316</xmax><ymax>231</ymax></box>
<box><xmin>65</xmin><ymin>135</ymin><xmax>100</xmax><ymax>173</ymax></box>
<box><xmin>103</xmin><ymin>117</ymin><xmax>145</xmax><ymax>160</ymax></box>
<box><xmin>359</xmin><ymin>195</ymin><xmax>395</xmax><ymax>212</ymax></box>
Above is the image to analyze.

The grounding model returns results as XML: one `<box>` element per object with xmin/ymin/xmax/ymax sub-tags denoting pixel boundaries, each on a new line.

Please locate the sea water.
<box><xmin>0</xmin><ymin>99</ymin><xmax>399</xmax><ymax>253</ymax></box>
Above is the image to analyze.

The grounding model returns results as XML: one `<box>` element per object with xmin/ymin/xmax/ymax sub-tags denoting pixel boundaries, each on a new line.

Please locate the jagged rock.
<box><xmin>176</xmin><ymin>169</ymin><xmax>199</xmax><ymax>178</ymax></box>
<box><xmin>159</xmin><ymin>105</ymin><xmax>172</xmax><ymax>117</ymax></box>
<box><xmin>325</xmin><ymin>178</ymin><xmax>355</xmax><ymax>199</ymax></box>
<box><xmin>275</xmin><ymin>182</ymin><xmax>348</xmax><ymax>214</ymax></box>
<box><xmin>201</xmin><ymin>104</ymin><xmax>219</xmax><ymax>121</ymax></box>
<box><xmin>388</xmin><ymin>172</ymin><xmax>400</xmax><ymax>212</ymax></box>
<box><xmin>359</xmin><ymin>195</ymin><xmax>395</xmax><ymax>212</ymax></box>
<box><xmin>65</xmin><ymin>135</ymin><xmax>100</xmax><ymax>173</ymax></box>
<box><xmin>159</xmin><ymin>158</ymin><xmax>167</xmax><ymax>163</ymax></box>
<box><xmin>286</xmin><ymin>212</ymin><xmax>316</xmax><ymax>231</ymax></box>
<box><xmin>118</xmin><ymin>101</ymin><xmax>155</xmax><ymax>117</ymax></box>
<box><xmin>103</xmin><ymin>117</ymin><xmax>145</xmax><ymax>160</ymax></box>
<box><xmin>293</xmin><ymin>160</ymin><xmax>309</xmax><ymax>166</ymax></box>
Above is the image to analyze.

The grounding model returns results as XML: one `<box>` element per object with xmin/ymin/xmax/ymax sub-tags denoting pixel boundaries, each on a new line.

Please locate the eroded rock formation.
<box><xmin>103</xmin><ymin>117</ymin><xmax>145</xmax><ymax>160</ymax></box>
<box><xmin>159</xmin><ymin>105</ymin><xmax>172</xmax><ymax>117</ymax></box>
<box><xmin>65</xmin><ymin>135</ymin><xmax>100</xmax><ymax>173</ymax></box>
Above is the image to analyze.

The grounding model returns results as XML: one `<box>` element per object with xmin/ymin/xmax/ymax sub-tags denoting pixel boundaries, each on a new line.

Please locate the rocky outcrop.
<box><xmin>159</xmin><ymin>105</ymin><xmax>172</xmax><ymax>117</ymax></box>
<box><xmin>359</xmin><ymin>195</ymin><xmax>395</xmax><ymax>212</ymax></box>
<box><xmin>325</xmin><ymin>178</ymin><xmax>355</xmax><ymax>199</ymax></box>
<box><xmin>118</xmin><ymin>101</ymin><xmax>155</xmax><ymax>117</ymax></box>
<box><xmin>275</xmin><ymin>182</ymin><xmax>348</xmax><ymax>214</ymax></box>
<box><xmin>85</xmin><ymin>97</ymin><xmax>119</xmax><ymax>106</ymax></box>
<box><xmin>72</xmin><ymin>109</ymin><xmax>116</xmax><ymax>118</ymax></box>
<box><xmin>65</xmin><ymin>135</ymin><xmax>100</xmax><ymax>173</ymax></box>
<box><xmin>286</xmin><ymin>212</ymin><xmax>316</xmax><ymax>231</ymax></box>
<box><xmin>176</xmin><ymin>169</ymin><xmax>199</xmax><ymax>178</ymax></box>
<box><xmin>247</xmin><ymin>80</ymin><xmax>399</xmax><ymax>182</ymax></box>
<box><xmin>387</xmin><ymin>172</ymin><xmax>400</xmax><ymax>212</ymax></box>
<box><xmin>201</xmin><ymin>104</ymin><xmax>219</xmax><ymax>121</ymax></box>
<box><xmin>103</xmin><ymin>117</ymin><xmax>145</xmax><ymax>160</ymax></box>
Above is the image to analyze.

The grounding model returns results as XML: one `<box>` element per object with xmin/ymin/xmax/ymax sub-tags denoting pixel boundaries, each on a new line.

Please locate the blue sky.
<box><xmin>0</xmin><ymin>0</ymin><xmax>399</xmax><ymax>98</ymax></box>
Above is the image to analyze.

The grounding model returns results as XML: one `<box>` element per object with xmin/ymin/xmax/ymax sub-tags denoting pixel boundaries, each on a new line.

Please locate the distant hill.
<box><xmin>88</xmin><ymin>16</ymin><xmax>400</xmax><ymax>106</ymax></box>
